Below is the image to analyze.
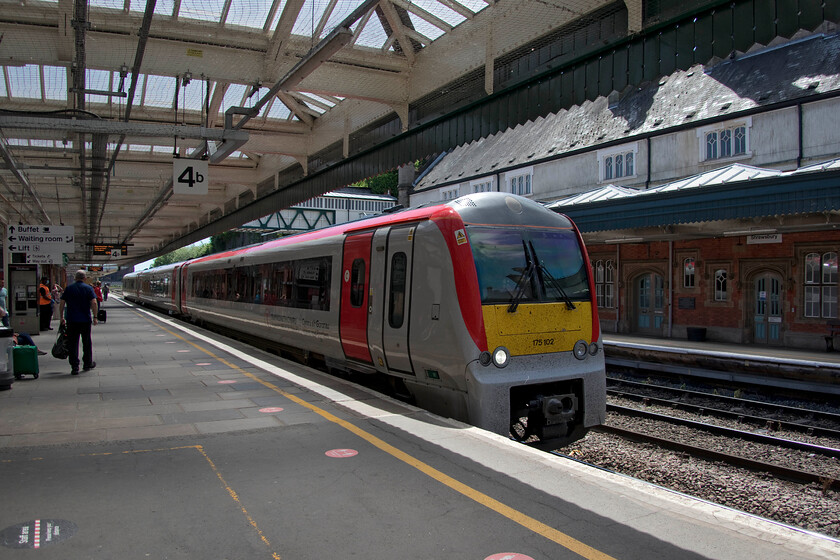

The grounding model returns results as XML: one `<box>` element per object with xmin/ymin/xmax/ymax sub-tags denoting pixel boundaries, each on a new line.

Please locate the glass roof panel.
<box><xmin>266</xmin><ymin>98</ymin><xmax>292</xmax><ymax>120</ymax></box>
<box><xmin>295</xmin><ymin>93</ymin><xmax>326</xmax><ymax>114</ymax></box>
<box><xmin>318</xmin><ymin>1</ymin><xmax>359</xmax><ymax>40</ymax></box>
<box><xmin>7</xmin><ymin>65</ymin><xmax>40</xmax><ymax>99</ymax></box>
<box><xmin>144</xmin><ymin>75</ymin><xmax>177</xmax><ymax>108</ymax></box>
<box><xmin>267</xmin><ymin>0</ymin><xmax>290</xmax><ymax>32</ymax></box>
<box><xmin>291</xmin><ymin>0</ymin><xmax>321</xmax><ymax>38</ymax></box>
<box><xmin>43</xmin><ymin>66</ymin><xmax>67</xmax><ymax>101</ymax></box>
<box><xmin>406</xmin><ymin>12</ymin><xmax>445</xmax><ymax>42</ymax></box>
<box><xmin>218</xmin><ymin>83</ymin><xmax>248</xmax><ymax>115</ymax></box>
<box><xmin>302</xmin><ymin>92</ymin><xmax>335</xmax><ymax>108</ymax></box>
<box><xmin>30</xmin><ymin>140</ymin><xmax>54</xmax><ymax>148</ymax></box>
<box><xmin>411</xmin><ymin>0</ymin><xmax>467</xmax><ymax>27</ymax></box>
<box><xmin>0</xmin><ymin>68</ymin><xmax>7</xmax><ymax>98</ymax></box>
<box><xmin>226</xmin><ymin>0</ymin><xmax>273</xmax><ymax>29</ymax></box>
<box><xmin>457</xmin><ymin>0</ymin><xmax>490</xmax><ymax>13</ymax></box>
<box><xmin>410</xmin><ymin>0</ymin><xmax>467</xmax><ymax>27</ymax></box>
<box><xmin>136</xmin><ymin>0</ymin><xmax>175</xmax><ymax>15</ymax></box>
<box><xmin>353</xmin><ymin>15</ymin><xmax>388</xmax><ymax>48</ymax></box>
<box><xmin>90</xmin><ymin>0</ymin><xmax>123</xmax><ymax>10</ymax></box>
<box><xmin>180</xmin><ymin>78</ymin><xmax>210</xmax><ymax>111</ymax></box>
<box><xmin>85</xmin><ymin>68</ymin><xmax>112</xmax><ymax>104</ymax></box>
<box><xmin>179</xmin><ymin>0</ymin><xmax>226</xmax><ymax>22</ymax></box>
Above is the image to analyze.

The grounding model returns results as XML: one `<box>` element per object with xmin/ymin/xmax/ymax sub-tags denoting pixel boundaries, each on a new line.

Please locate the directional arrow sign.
<box><xmin>26</xmin><ymin>252</ymin><xmax>63</xmax><ymax>264</ymax></box>
<box><xmin>6</xmin><ymin>225</ymin><xmax>75</xmax><ymax>252</ymax></box>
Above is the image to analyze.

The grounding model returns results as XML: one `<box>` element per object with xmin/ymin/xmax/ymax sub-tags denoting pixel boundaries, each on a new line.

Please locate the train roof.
<box><xmin>130</xmin><ymin>193</ymin><xmax>575</xmax><ymax>274</ymax></box>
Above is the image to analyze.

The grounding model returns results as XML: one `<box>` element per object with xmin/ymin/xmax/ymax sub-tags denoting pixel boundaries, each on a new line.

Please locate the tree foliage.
<box><xmin>357</xmin><ymin>169</ymin><xmax>399</xmax><ymax>197</ymax></box>
<box><xmin>152</xmin><ymin>243</ymin><xmax>209</xmax><ymax>267</ymax></box>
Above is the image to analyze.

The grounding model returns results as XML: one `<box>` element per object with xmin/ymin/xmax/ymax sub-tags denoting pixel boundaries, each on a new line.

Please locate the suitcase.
<box><xmin>12</xmin><ymin>346</ymin><xmax>39</xmax><ymax>380</ymax></box>
<box><xmin>97</xmin><ymin>308</ymin><xmax>107</xmax><ymax>322</ymax></box>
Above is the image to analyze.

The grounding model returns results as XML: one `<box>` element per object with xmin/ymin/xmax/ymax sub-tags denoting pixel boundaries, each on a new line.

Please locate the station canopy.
<box><xmin>1</xmin><ymin>0</ymin><xmax>591</xmax><ymax>266</ymax></box>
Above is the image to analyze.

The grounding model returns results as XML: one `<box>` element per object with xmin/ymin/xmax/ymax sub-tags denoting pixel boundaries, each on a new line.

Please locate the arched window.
<box><xmin>592</xmin><ymin>260</ymin><xmax>615</xmax><ymax>308</ymax></box>
<box><xmin>714</xmin><ymin>269</ymin><xmax>727</xmax><ymax>301</ymax></box>
<box><xmin>683</xmin><ymin>258</ymin><xmax>695</xmax><ymax>288</ymax></box>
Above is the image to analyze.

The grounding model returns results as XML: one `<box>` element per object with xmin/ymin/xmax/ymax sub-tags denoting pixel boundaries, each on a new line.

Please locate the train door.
<box><xmin>634</xmin><ymin>272</ymin><xmax>665</xmax><ymax>335</ymax></box>
<box><xmin>340</xmin><ymin>233</ymin><xmax>373</xmax><ymax>363</ymax></box>
<box><xmin>180</xmin><ymin>264</ymin><xmax>190</xmax><ymax>315</ymax></box>
<box><xmin>752</xmin><ymin>273</ymin><xmax>783</xmax><ymax>344</ymax></box>
<box><xmin>172</xmin><ymin>266</ymin><xmax>181</xmax><ymax>311</ymax></box>
<box><xmin>382</xmin><ymin>226</ymin><xmax>415</xmax><ymax>374</ymax></box>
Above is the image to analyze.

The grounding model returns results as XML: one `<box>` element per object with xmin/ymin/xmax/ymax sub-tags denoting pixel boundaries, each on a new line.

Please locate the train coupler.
<box><xmin>511</xmin><ymin>392</ymin><xmax>579</xmax><ymax>442</ymax></box>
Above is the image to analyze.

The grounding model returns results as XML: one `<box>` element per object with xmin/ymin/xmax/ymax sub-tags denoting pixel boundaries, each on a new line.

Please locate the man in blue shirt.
<box><xmin>59</xmin><ymin>270</ymin><xmax>99</xmax><ymax>375</ymax></box>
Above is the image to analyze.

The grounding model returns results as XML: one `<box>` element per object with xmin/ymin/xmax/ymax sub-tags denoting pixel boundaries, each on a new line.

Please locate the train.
<box><xmin>123</xmin><ymin>192</ymin><xmax>606</xmax><ymax>448</ymax></box>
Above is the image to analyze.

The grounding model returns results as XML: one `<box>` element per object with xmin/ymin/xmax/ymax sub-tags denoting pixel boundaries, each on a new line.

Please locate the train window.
<box><xmin>294</xmin><ymin>257</ymin><xmax>332</xmax><ymax>310</ymax></box>
<box><xmin>389</xmin><ymin>253</ymin><xmax>407</xmax><ymax>328</ymax></box>
<box><xmin>350</xmin><ymin>259</ymin><xmax>366</xmax><ymax>308</ymax></box>
<box><xmin>189</xmin><ymin>257</ymin><xmax>331</xmax><ymax>311</ymax></box>
<box><xmin>468</xmin><ymin>227</ymin><xmax>590</xmax><ymax>305</ymax></box>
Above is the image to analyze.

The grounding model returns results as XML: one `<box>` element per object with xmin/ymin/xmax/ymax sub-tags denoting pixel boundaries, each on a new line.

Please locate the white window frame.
<box><xmin>597</xmin><ymin>143</ymin><xmax>639</xmax><ymax>183</ymax></box>
<box><xmin>804</xmin><ymin>251</ymin><xmax>838</xmax><ymax>319</ymax></box>
<box><xmin>593</xmin><ymin>259</ymin><xmax>615</xmax><ymax>308</ymax></box>
<box><xmin>505</xmin><ymin>167</ymin><xmax>533</xmax><ymax>196</ymax></box>
<box><xmin>470</xmin><ymin>178</ymin><xmax>495</xmax><ymax>193</ymax></box>
<box><xmin>697</xmin><ymin>117</ymin><xmax>752</xmax><ymax>163</ymax></box>
<box><xmin>714</xmin><ymin>269</ymin><xmax>728</xmax><ymax>302</ymax></box>
<box><xmin>441</xmin><ymin>187</ymin><xmax>459</xmax><ymax>201</ymax></box>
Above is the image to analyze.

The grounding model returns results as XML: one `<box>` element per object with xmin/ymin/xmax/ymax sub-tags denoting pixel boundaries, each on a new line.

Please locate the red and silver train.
<box><xmin>123</xmin><ymin>192</ymin><xmax>606</xmax><ymax>447</ymax></box>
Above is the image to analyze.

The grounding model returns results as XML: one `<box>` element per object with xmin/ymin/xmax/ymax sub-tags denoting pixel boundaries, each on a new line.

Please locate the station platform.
<box><xmin>1</xmin><ymin>298</ymin><xmax>837</xmax><ymax>559</ymax></box>
<box><xmin>603</xmin><ymin>333</ymin><xmax>840</xmax><ymax>394</ymax></box>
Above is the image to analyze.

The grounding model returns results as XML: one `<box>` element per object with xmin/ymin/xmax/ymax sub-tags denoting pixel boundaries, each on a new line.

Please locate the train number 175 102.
<box><xmin>532</xmin><ymin>338</ymin><xmax>555</xmax><ymax>347</ymax></box>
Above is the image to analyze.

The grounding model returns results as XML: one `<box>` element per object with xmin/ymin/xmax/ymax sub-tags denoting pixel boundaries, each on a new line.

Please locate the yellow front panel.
<box><xmin>483</xmin><ymin>302</ymin><xmax>594</xmax><ymax>356</ymax></box>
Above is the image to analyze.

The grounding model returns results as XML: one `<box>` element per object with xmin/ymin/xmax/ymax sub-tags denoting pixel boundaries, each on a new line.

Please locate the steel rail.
<box><xmin>607</xmin><ymin>387</ymin><xmax>840</xmax><ymax>440</ymax></box>
<box><xmin>607</xmin><ymin>376</ymin><xmax>840</xmax><ymax>425</ymax></box>
<box><xmin>594</xmin><ymin>422</ymin><xmax>839</xmax><ymax>489</ymax></box>
<box><xmin>606</xmin><ymin>404</ymin><xmax>840</xmax><ymax>459</ymax></box>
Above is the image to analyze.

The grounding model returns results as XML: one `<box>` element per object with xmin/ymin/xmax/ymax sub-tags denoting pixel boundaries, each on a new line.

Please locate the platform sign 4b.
<box><xmin>173</xmin><ymin>158</ymin><xmax>209</xmax><ymax>195</ymax></box>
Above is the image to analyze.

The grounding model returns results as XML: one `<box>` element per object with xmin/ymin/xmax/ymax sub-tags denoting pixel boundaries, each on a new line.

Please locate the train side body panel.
<box><xmin>121</xmin><ymin>193</ymin><xmax>606</xmax><ymax>447</ymax></box>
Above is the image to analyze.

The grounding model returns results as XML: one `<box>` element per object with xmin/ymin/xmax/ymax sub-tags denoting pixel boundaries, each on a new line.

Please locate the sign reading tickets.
<box><xmin>173</xmin><ymin>158</ymin><xmax>209</xmax><ymax>195</ymax></box>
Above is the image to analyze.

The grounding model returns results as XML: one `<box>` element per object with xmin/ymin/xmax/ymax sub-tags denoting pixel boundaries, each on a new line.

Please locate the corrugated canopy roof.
<box><xmin>549</xmin><ymin>158</ymin><xmax>840</xmax><ymax>234</ymax></box>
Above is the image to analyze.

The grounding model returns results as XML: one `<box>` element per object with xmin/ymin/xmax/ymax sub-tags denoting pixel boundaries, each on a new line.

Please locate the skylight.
<box><xmin>226</xmin><ymin>0</ymin><xmax>274</xmax><ymax>29</ymax></box>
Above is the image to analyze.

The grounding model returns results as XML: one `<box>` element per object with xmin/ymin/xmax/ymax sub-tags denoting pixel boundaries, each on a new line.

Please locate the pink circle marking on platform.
<box><xmin>484</xmin><ymin>554</ymin><xmax>535</xmax><ymax>560</ymax></box>
<box><xmin>217</xmin><ymin>380</ymin><xmax>237</xmax><ymax>384</ymax></box>
<box><xmin>177</xmin><ymin>350</ymin><xmax>190</xmax><ymax>353</ymax></box>
<box><xmin>325</xmin><ymin>448</ymin><xmax>358</xmax><ymax>458</ymax></box>
<box><xmin>195</xmin><ymin>363</ymin><xmax>212</xmax><ymax>366</ymax></box>
<box><xmin>259</xmin><ymin>407</ymin><xmax>284</xmax><ymax>413</ymax></box>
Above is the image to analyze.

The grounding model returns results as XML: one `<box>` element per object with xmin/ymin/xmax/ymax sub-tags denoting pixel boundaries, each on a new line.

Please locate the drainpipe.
<box><xmin>615</xmin><ymin>243</ymin><xmax>621</xmax><ymax>333</ymax></box>
<box><xmin>797</xmin><ymin>102</ymin><xmax>803</xmax><ymax>167</ymax></box>
<box><xmin>668</xmin><ymin>240</ymin><xmax>673</xmax><ymax>338</ymax></box>
<box><xmin>645</xmin><ymin>137</ymin><xmax>652</xmax><ymax>189</ymax></box>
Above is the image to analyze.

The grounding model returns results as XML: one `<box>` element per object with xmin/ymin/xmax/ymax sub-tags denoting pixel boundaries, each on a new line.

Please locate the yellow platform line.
<box><xmin>143</xmin><ymin>313</ymin><xmax>617</xmax><ymax>560</ymax></box>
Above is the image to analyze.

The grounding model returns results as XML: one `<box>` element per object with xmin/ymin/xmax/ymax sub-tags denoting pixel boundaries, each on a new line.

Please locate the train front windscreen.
<box><xmin>467</xmin><ymin>227</ymin><xmax>590</xmax><ymax>307</ymax></box>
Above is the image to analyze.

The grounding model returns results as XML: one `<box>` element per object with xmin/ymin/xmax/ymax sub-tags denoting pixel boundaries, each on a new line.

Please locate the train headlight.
<box><xmin>573</xmin><ymin>340</ymin><xmax>588</xmax><ymax>360</ymax></box>
<box><xmin>588</xmin><ymin>342</ymin><xmax>599</xmax><ymax>356</ymax></box>
<box><xmin>492</xmin><ymin>346</ymin><xmax>510</xmax><ymax>368</ymax></box>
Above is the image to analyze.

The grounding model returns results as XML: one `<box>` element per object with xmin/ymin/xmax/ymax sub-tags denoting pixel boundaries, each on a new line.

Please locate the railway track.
<box><xmin>606</xmin><ymin>378</ymin><xmax>840</xmax><ymax>439</ymax></box>
<box><xmin>598</xmin><ymin>404</ymin><xmax>840</xmax><ymax>489</ymax></box>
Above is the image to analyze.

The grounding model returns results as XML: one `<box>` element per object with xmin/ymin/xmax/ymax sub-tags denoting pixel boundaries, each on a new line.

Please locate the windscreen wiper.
<box><xmin>529</xmin><ymin>241</ymin><xmax>576</xmax><ymax>310</ymax></box>
<box><xmin>508</xmin><ymin>241</ymin><xmax>535</xmax><ymax>313</ymax></box>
